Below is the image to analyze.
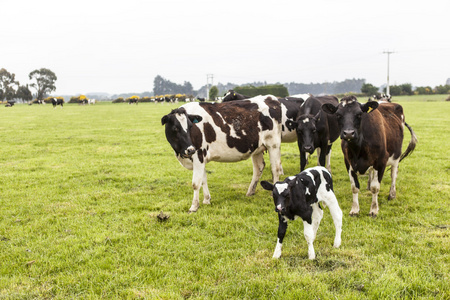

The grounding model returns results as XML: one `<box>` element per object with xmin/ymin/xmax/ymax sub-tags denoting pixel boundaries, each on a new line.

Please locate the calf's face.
<box><xmin>161</xmin><ymin>108</ymin><xmax>202</xmax><ymax>159</ymax></box>
<box><xmin>322</xmin><ymin>97</ymin><xmax>378</xmax><ymax>142</ymax></box>
<box><xmin>261</xmin><ymin>180</ymin><xmax>296</xmax><ymax>215</ymax></box>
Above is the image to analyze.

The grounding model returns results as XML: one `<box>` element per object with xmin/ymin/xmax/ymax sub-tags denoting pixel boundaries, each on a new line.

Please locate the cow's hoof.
<box><xmin>369</xmin><ymin>212</ymin><xmax>378</xmax><ymax>218</ymax></box>
<box><xmin>387</xmin><ymin>194</ymin><xmax>396</xmax><ymax>200</ymax></box>
<box><xmin>203</xmin><ymin>197</ymin><xmax>211</xmax><ymax>205</ymax></box>
<box><xmin>349</xmin><ymin>211</ymin><xmax>359</xmax><ymax>217</ymax></box>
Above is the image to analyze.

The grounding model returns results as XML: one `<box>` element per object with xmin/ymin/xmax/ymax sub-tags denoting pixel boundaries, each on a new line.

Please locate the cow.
<box><xmin>161</xmin><ymin>95</ymin><xmax>284</xmax><ymax>212</ymax></box>
<box><xmin>222</xmin><ymin>90</ymin><xmax>251</xmax><ymax>102</ymax></box>
<box><xmin>260</xmin><ymin>166</ymin><xmax>342</xmax><ymax>259</ymax></box>
<box><xmin>5</xmin><ymin>101</ymin><xmax>15</xmax><ymax>107</ymax></box>
<box><xmin>129</xmin><ymin>98</ymin><xmax>139</xmax><ymax>105</ymax></box>
<box><xmin>321</xmin><ymin>95</ymin><xmax>417</xmax><ymax>216</ymax></box>
<box><xmin>51</xmin><ymin>98</ymin><xmax>63</xmax><ymax>108</ymax></box>
<box><xmin>285</xmin><ymin>96</ymin><xmax>340</xmax><ymax>172</ymax></box>
<box><xmin>196</xmin><ymin>97</ymin><xmax>206</xmax><ymax>102</ymax></box>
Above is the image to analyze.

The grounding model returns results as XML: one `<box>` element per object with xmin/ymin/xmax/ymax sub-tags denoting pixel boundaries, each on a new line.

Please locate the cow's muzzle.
<box><xmin>181</xmin><ymin>146</ymin><xmax>196</xmax><ymax>158</ymax></box>
<box><xmin>342</xmin><ymin>129</ymin><xmax>356</xmax><ymax>141</ymax></box>
<box><xmin>303</xmin><ymin>145</ymin><xmax>314</xmax><ymax>153</ymax></box>
<box><xmin>275</xmin><ymin>204</ymin><xmax>285</xmax><ymax>214</ymax></box>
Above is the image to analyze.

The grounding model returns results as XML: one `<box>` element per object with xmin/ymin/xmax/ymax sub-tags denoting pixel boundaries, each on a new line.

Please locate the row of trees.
<box><xmin>361</xmin><ymin>82</ymin><xmax>450</xmax><ymax>96</ymax></box>
<box><xmin>0</xmin><ymin>68</ymin><xmax>57</xmax><ymax>102</ymax></box>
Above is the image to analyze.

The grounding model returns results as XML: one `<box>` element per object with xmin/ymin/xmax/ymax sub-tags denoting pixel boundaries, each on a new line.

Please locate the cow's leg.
<box><xmin>325</xmin><ymin>145</ymin><xmax>332</xmax><ymax>173</ymax></box>
<box><xmin>388</xmin><ymin>160</ymin><xmax>400</xmax><ymax>200</ymax></box>
<box><xmin>189</xmin><ymin>162</ymin><xmax>206</xmax><ymax>213</ymax></box>
<box><xmin>246</xmin><ymin>152</ymin><xmax>265</xmax><ymax>196</ymax></box>
<box><xmin>303</xmin><ymin>220</ymin><xmax>316</xmax><ymax>260</ymax></box>
<box><xmin>323</xmin><ymin>193</ymin><xmax>343</xmax><ymax>248</ymax></box>
<box><xmin>369</xmin><ymin>169</ymin><xmax>381</xmax><ymax>217</ymax></box>
<box><xmin>349</xmin><ymin>169</ymin><xmax>360</xmax><ymax>216</ymax></box>
<box><xmin>267</xmin><ymin>145</ymin><xmax>283</xmax><ymax>183</ymax></box>
<box><xmin>317</xmin><ymin>147</ymin><xmax>327</xmax><ymax>170</ymax></box>
<box><xmin>367</xmin><ymin>167</ymin><xmax>373</xmax><ymax>191</ymax></box>
<box><xmin>300</xmin><ymin>150</ymin><xmax>308</xmax><ymax>171</ymax></box>
<box><xmin>202</xmin><ymin>169</ymin><xmax>211</xmax><ymax>205</ymax></box>
<box><xmin>273</xmin><ymin>214</ymin><xmax>288</xmax><ymax>258</ymax></box>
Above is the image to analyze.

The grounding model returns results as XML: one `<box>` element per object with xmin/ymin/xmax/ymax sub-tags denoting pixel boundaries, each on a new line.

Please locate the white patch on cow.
<box><xmin>305</xmin><ymin>171</ymin><xmax>315</xmax><ymax>186</ymax></box>
<box><xmin>305</xmin><ymin>187</ymin><xmax>310</xmax><ymax>195</ymax></box>
<box><xmin>288</xmin><ymin>176</ymin><xmax>296</xmax><ymax>180</ymax></box>
<box><xmin>303</xmin><ymin>118</ymin><xmax>309</xmax><ymax>123</ymax></box>
<box><xmin>273</xmin><ymin>239</ymin><xmax>282</xmax><ymax>258</ymax></box>
<box><xmin>275</xmin><ymin>183</ymin><xmax>288</xmax><ymax>194</ymax></box>
<box><xmin>175</xmin><ymin>113</ymin><xmax>189</xmax><ymax>133</ymax></box>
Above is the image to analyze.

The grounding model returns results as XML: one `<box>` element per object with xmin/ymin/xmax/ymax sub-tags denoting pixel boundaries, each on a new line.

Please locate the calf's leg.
<box><xmin>189</xmin><ymin>162</ymin><xmax>206</xmax><ymax>213</ymax></box>
<box><xmin>273</xmin><ymin>214</ymin><xmax>288</xmax><ymax>259</ymax></box>
<box><xmin>303</xmin><ymin>221</ymin><xmax>316</xmax><ymax>260</ymax></box>
<box><xmin>323</xmin><ymin>193</ymin><xmax>343</xmax><ymax>248</ymax></box>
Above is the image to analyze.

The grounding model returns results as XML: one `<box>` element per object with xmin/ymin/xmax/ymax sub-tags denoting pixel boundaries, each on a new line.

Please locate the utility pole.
<box><xmin>206</xmin><ymin>74</ymin><xmax>214</xmax><ymax>100</ymax></box>
<box><xmin>383</xmin><ymin>50</ymin><xmax>395</xmax><ymax>95</ymax></box>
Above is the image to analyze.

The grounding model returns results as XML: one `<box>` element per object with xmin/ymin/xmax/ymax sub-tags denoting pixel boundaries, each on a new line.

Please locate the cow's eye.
<box><xmin>312</xmin><ymin>129</ymin><xmax>316</xmax><ymax>133</ymax></box>
<box><xmin>356</xmin><ymin>113</ymin><xmax>362</xmax><ymax>119</ymax></box>
<box><xmin>173</xmin><ymin>126</ymin><xmax>179</xmax><ymax>132</ymax></box>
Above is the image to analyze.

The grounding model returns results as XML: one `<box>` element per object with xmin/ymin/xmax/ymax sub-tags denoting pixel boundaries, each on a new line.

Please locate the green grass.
<box><xmin>0</xmin><ymin>98</ymin><xmax>449</xmax><ymax>299</ymax></box>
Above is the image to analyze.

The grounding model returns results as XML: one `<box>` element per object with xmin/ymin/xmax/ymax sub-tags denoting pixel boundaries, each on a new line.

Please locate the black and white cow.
<box><xmin>322</xmin><ymin>96</ymin><xmax>417</xmax><ymax>216</ymax></box>
<box><xmin>51</xmin><ymin>98</ymin><xmax>63</xmax><ymax>108</ymax></box>
<box><xmin>261</xmin><ymin>166</ymin><xmax>342</xmax><ymax>259</ymax></box>
<box><xmin>222</xmin><ymin>90</ymin><xmax>251</xmax><ymax>102</ymax></box>
<box><xmin>162</xmin><ymin>95</ymin><xmax>284</xmax><ymax>212</ymax></box>
<box><xmin>286</xmin><ymin>96</ymin><xmax>340</xmax><ymax>172</ymax></box>
<box><xmin>129</xmin><ymin>98</ymin><xmax>139</xmax><ymax>105</ymax></box>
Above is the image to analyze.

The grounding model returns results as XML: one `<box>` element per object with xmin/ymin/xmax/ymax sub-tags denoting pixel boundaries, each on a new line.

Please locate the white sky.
<box><xmin>2</xmin><ymin>0</ymin><xmax>450</xmax><ymax>95</ymax></box>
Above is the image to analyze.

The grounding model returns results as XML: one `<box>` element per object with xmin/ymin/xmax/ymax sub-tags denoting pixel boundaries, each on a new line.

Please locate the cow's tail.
<box><xmin>400</xmin><ymin>122</ymin><xmax>418</xmax><ymax>162</ymax></box>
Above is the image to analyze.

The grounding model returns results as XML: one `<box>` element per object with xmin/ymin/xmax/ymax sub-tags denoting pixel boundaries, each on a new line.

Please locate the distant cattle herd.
<box><xmin>162</xmin><ymin>90</ymin><xmax>417</xmax><ymax>259</ymax></box>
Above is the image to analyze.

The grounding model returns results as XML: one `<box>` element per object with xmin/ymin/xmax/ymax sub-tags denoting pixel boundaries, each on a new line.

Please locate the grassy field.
<box><xmin>0</xmin><ymin>98</ymin><xmax>449</xmax><ymax>299</ymax></box>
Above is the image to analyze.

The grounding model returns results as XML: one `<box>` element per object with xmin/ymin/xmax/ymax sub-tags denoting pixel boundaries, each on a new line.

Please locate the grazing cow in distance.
<box><xmin>129</xmin><ymin>98</ymin><xmax>138</xmax><ymax>105</ymax></box>
<box><xmin>286</xmin><ymin>96</ymin><xmax>340</xmax><ymax>172</ymax></box>
<box><xmin>322</xmin><ymin>95</ymin><xmax>417</xmax><ymax>216</ymax></box>
<box><xmin>196</xmin><ymin>97</ymin><xmax>205</xmax><ymax>102</ymax></box>
<box><xmin>222</xmin><ymin>90</ymin><xmax>251</xmax><ymax>102</ymax></box>
<box><xmin>51</xmin><ymin>98</ymin><xmax>63</xmax><ymax>108</ymax></box>
<box><xmin>261</xmin><ymin>166</ymin><xmax>343</xmax><ymax>259</ymax></box>
<box><xmin>161</xmin><ymin>95</ymin><xmax>284</xmax><ymax>212</ymax></box>
<box><xmin>5</xmin><ymin>101</ymin><xmax>15</xmax><ymax>107</ymax></box>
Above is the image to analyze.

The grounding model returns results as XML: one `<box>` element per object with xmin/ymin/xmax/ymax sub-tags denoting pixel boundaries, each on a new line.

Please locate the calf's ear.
<box><xmin>321</xmin><ymin>103</ymin><xmax>338</xmax><ymax>114</ymax></box>
<box><xmin>161</xmin><ymin>115</ymin><xmax>169</xmax><ymax>125</ymax></box>
<box><xmin>188</xmin><ymin>115</ymin><xmax>203</xmax><ymax>124</ymax></box>
<box><xmin>260</xmin><ymin>181</ymin><xmax>274</xmax><ymax>191</ymax></box>
<box><xmin>361</xmin><ymin>101</ymin><xmax>379</xmax><ymax>113</ymax></box>
<box><xmin>285</xmin><ymin>120</ymin><xmax>298</xmax><ymax>130</ymax></box>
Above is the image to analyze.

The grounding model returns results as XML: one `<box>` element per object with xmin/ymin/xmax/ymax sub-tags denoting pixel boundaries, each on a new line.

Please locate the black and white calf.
<box><xmin>162</xmin><ymin>95</ymin><xmax>284</xmax><ymax>212</ymax></box>
<box><xmin>261</xmin><ymin>166</ymin><xmax>342</xmax><ymax>259</ymax></box>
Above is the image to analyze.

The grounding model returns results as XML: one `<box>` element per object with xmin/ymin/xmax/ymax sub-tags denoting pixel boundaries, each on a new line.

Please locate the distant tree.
<box><xmin>360</xmin><ymin>83</ymin><xmax>379</xmax><ymax>96</ymax></box>
<box><xmin>29</xmin><ymin>68</ymin><xmax>57</xmax><ymax>100</ymax></box>
<box><xmin>415</xmin><ymin>86</ymin><xmax>433</xmax><ymax>95</ymax></box>
<box><xmin>400</xmin><ymin>83</ymin><xmax>413</xmax><ymax>95</ymax></box>
<box><xmin>16</xmin><ymin>84</ymin><xmax>33</xmax><ymax>103</ymax></box>
<box><xmin>434</xmin><ymin>85</ymin><xmax>450</xmax><ymax>94</ymax></box>
<box><xmin>384</xmin><ymin>85</ymin><xmax>402</xmax><ymax>96</ymax></box>
<box><xmin>0</xmin><ymin>68</ymin><xmax>19</xmax><ymax>101</ymax></box>
<box><xmin>153</xmin><ymin>75</ymin><xmax>194</xmax><ymax>95</ymax></box>
<box><xmin>209</xmin><ymin>86</ymin><xmax>218</xmax><ymax>100</ymax></box>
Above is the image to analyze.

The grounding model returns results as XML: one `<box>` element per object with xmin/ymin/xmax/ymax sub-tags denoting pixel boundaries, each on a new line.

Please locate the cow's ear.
<box><xmin>286</xmin><ymin>120</ymin><xmax>298</xmax><ymax>130</ymax></box>
<box><xmin>188</xmin><ymin>115</ymin><xmax>202</xmax><ymax>124</ymax></box>
<box><xmin>260</xmin><ymin>181</ymin><xmax>274</xmax><ymax>191</ymax></box>
<box><xmin>161</xmin><ymin>115</ymin><xmax>169</xmax><ymax>125</ymax></box>
<box><xmin>322</xmin><ymin>103</ymin><xmax>338</xmax><ymax>114</ymax></box>
<box><xmin>361</xmin><ymin>101</ymin><xmax>379</xmax><ymax>113</ymax></box>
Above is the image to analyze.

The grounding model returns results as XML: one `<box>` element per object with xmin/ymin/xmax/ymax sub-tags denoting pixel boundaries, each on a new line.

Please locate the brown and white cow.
<box><xmin>322</xmin><ymin>95</ymin><xmax>417</xmax><ymax>216</ymax></box>
<box><xmin>161</xmin><ymin>95</ymin><xmax>284</xmax><ymax>212</ymax></box>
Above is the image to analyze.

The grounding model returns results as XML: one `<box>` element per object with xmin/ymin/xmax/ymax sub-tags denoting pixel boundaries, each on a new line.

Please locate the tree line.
<box><xmin>361</xmin><ymin>82</ymin><xmax>450</xmax><ymax>96</ymax></box>
<box><xmin>0</xmin><ymin>68</ymin><xmax>57</xmax><ymax>103</ymax></box>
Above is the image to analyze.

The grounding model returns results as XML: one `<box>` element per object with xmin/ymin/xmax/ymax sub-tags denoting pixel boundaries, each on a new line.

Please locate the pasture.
<box><xmin>0</xmin><ymin>99</ymin><xmax>449</xmax><ymax>299</ymax></box>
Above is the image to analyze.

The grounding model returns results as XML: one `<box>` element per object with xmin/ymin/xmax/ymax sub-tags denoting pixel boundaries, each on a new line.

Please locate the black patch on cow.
<box><xmin>322</xmin><ymin>170</ymin><xmax>333</xmax><ymax>192</ymax></box>
<box><xmin>203</xmin><ymin>122</ymin><xmax>216</xmax><ymax>143</ymax></box>
<box><xmin>197</xmin><ymin>149</ymin><xmax>204</xmax><ymax>163</ymax></box>
<box><xmin>190</xmin><ymin>124</ymin><xmax>203</xmax><ymax>150</ymax></box>
<box><xmin>264</xmin><ymin>97</ymin><xmax>282</xmax><ymax>123</ymax></box>
<box><xmin>259</xmin><ymin>114</ymin><xmax>273</xmax><ymax>131</ymax></box>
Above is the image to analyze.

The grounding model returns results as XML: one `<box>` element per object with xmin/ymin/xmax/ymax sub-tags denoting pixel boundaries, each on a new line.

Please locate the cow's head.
<box><xmin>161</xmin><ymin>108</ymin><xmax>202</xmax><ymax>159</ymax></box>
<box><xmin>321</xmin><ymin>95</ymin><xmax>378</xmax><ymax>142</ymax></box>
<box><xmin>286</xmin><ymin>111</ymin><xmax>321</xmax><ymax>154</ymax></box>
<box><xmin>261</xmin><ymin>179</ymin><xmax>298</xmax><ymax>215</ymax></box>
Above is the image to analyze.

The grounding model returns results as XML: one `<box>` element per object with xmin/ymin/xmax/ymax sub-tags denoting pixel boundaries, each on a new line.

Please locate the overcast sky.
<box><xmin>2</xmin><ymin>0</ymin><xmax>449</xmax><ymax>95</ymax></box>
